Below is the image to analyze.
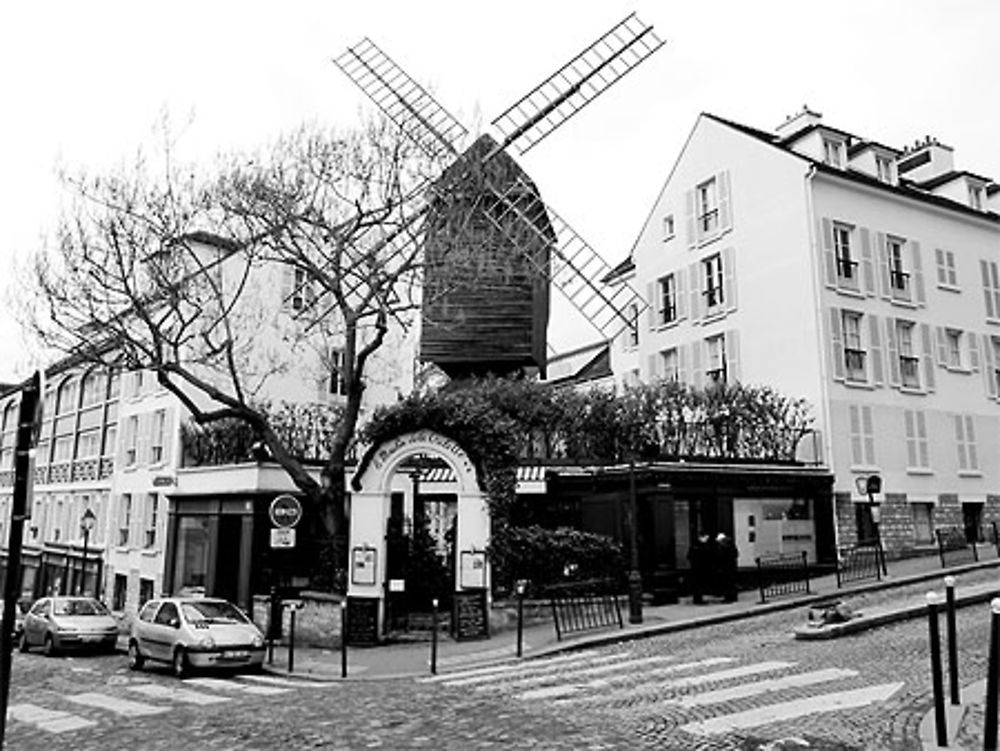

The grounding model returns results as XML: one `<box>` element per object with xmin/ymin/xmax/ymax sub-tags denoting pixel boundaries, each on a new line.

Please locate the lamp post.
<box><xmin>627</xmin><ymin>460</ymin><xmax>643</xmax><ymax>624</ymax></box>
<box><xmin>79</xmin><ymin>507</ymin><xmax>96</xmax><ymax>597</ymax></box>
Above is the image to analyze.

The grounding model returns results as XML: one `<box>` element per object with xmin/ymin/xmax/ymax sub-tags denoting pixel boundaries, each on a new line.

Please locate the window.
<box><xmin>658</xmin><ymin>274</ymin><xmax>678</xmax><ymax>326</ymax></box>
<box><xmin>955</xmin><ymin>414</ymin><xmax>979</xmax><ymax>472</ymax></box>
<box><xmin>53</xmin><ymin>436</ymin><xmax>73</xmax><ymax>463</ymax></box>
<box><xmin>80</xmin><ymin>372</ymin><xmax>105</xmax><ymax>407</ymax></box>
<box><xmin>946</xmin><ymin>329</ymin><xmax>963</xmax><ymax>369</ymax></box>
<box><xmin>103</xmin><ymin>425</ymin><xmax>117</xmax><ymax>458</ymax></box>
<box><xmin>822</xmin><ymin>138</ymin><xmax>843</xmax><ymax>168</ymax></box>
<box><xmin>992</xmin><ymin>337</ymin><xmax>1000</xmax><ymax>396</ymax></box>
<box><xmin>107</xmin><ymin>371</ymin><xmax>121</xmax><ymax>400</ymax></box>
<box><xmin>130</xmin><ymin>371</ymin><xmax>144</xmax><ymax>398</ymax></box>
<box><xmin>842</xmin><ymin>311</ymin><xmax>866</xmax><ymax>381</ymax></box>
<box><xmin>118</xmin><ymin>493</ymin><xmax>132</xmax><ymax>546</ymax></box>
<box><xmin>904</xmin><ymin>409</ymin><xmax>929</xmax><ymax>469</ymax></box>
<box><xmin>887</xmin><ymin>237</ymin><xmax>910</xmax><ymax>299</ymax></box>
<box><xmin>833</xmin><ymin>224</ymin><xmax>857</xmax><ymax>287</ymax></box>
<box><xmin>154</xmin><ymin>602</ymin><xmax>179</xmax><ymax>627</ymax></box>
<box><xmin>981</xmin><ymin>260</ymin><xmax>1000</xmax><ymax>319</ymax></box>
<box><xmin>291</xmin><ymin>268</ymin><xmax>316</xmax><ymax>312</ymax></box>
<box><xmin>125</xmin><ymin>416</ymin><xmax>138</xmax><ymax>466</ymax></box>
<box><xmin>935</xmin><ymin>249</ymin><xmax>957</xmax><ymax>288</ymax></box>
<box><xmin>969</xmin><ymin>184</ymin><xmax>985</xmax><ymax>211</ymax></box>
<box><xmin>696</xmin><ymin>178</ymin><xmax>719</xmax><ymax>235</ymax></box>
<box><xmin>703</xmin><ymin>254</ymin><xmax>724</xmax><ymax>310</ymax></box>
<box><xmin>848</xmin><ymin>404</ymin><xmax>876</xmax><ymax>466</ymax></box>
<box><xmin>706</xmin><ymin>335</ymin><xmax>727</xmax><ymax>384</ymax></box>
<box><xmin>150</xmin><ymin>409</ymin><xmax>166</xmax><ymax>464</ymax></box>
<box><xmin>329</xmin><ymin>350</ymin><xmax>348</xmax><ymax>397</ymax></box>
<box><xmin>662</xmin><ymin>215</ymin><xmax>675</xmax><ymax>240</ymax></box>
<box><xmin>626</xmin><ymin>303</ymin><xmax>639</xmax><ymax>348</ymax></box>
<box><xmin>876</xmin><ymin>155</ymin><xmax>894</xmax><ymax>184</ymax></box>
<box><xmin>56</xmin><ymin>379</ymin><xmax>78</xmax><ymax>415</ymax></box>
<box><xmin>144</xmin><ymin>494</ymin><xmax>158</xmax><ymax>548</ymax></box>
<box><xmin>661</xmin><ymin>348</ymin><xmax>680</xmax><ymax>382</ymax></box>
<box><xmin>912</xmin><ymin>503</ymin><xmax>934</xmax><ymax>544</ymax></box>
<box><xmin>139</xmin><ymin>579</ymin><xmax>155</xmax><ymax>607</ymax></box>
<box><xmin>896</xmin><ymin>321</ymin><xmax>920</xmax><ymax>388</ymax></box>
<box><xmin>113</xmin><ymin>574</ymin><xmax>128</xmax><ymax>611</ymax></box>
<box><xmin>76</xmin><ymin>430</ymin><xmax>100</xmax><ymax>460</ymax></box>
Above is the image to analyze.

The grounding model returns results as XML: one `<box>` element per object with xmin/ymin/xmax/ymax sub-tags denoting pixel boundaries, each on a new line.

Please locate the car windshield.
<box><xmin>52</xmin><ymin>599</ymin><xmax>108</xmax><ymax>616</ymax></box>
<box><xmin>181</xmin><ymin>601</ymin><xmax>249</xmax><ymax>625</ymax></box>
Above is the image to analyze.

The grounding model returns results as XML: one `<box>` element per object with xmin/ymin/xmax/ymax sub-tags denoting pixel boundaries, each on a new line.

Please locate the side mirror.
<box><xmin>169</xmin><ymin>618</ymin><xmax>180</xmax><ymax>629</ymax></box>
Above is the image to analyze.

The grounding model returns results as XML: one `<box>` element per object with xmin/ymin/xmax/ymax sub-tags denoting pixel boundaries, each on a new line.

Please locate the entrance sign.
<box><xmin>269</xmin><ymin>494</ymin><xmax>303</xmax><ymax>528</ymax></box>
<box><xmin>351</xmin><ymin>546</ymin><xmax>377</xmax><ymax>586</ymax></box>
<box><xmin>453</xmin><ymin>589</ymin><xmax>489</xmax><ymax>641</ymax></box>
<box><xmin>460</xmin><ymin>550</ymin><xmax>487</xmax><ymax>589</ymax></box>
<box><xmin>270</xmin><ymin>528</ymin><xmax>296</xmax><ymax>548</ymax></box>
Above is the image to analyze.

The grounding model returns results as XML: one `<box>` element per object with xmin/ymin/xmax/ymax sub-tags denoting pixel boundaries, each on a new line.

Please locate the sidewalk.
<box><xmin>263</xmin><ymin>548</ymin><xmax>1000</xmax><ymax>683</ymax></box>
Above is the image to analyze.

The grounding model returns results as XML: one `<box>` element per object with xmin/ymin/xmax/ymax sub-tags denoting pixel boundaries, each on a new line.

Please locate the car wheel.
<box><xmin>42</xmin><ymin>634</ymin><xmax>56</xmax><ymax>657</ymax></box>
<box><xmin>18</xmin><ymin>632</ymin><xmax>29</xmax><ymax>653</ymax></box>
<box><xmin>127</xmin><ymin>641</ymin><xmax>145</xmax><ymax>671</ymax></box>
<box><xmin>172</xmin><ymin>647</ymin><xmax>188</xmax><ymax>679</ymax></box>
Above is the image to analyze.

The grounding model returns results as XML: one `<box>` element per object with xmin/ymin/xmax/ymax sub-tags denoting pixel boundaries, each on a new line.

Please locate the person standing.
<box><xmin>687</xmin><ymin>534</ymin><xmax>710</xmax><ymax>604</ymax></box>
<box><xmin>716</xmin><ymin>532</ymin><xmax>739</xmax><ymax>602</ymax></box>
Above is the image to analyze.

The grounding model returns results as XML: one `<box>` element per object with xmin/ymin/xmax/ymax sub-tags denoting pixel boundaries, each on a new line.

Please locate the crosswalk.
<box><xmin>421</xmin><ymin>649</ymin><xmax>904</xmax><ymax>739</ymax></box>
<box><xmin>7</xmin><ymin>674</ymin><xmax>336</xmax><ymax>735</ymax></box>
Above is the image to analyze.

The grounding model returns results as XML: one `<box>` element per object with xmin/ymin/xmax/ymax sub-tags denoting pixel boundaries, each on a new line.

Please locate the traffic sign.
<box><xmin>269</xmin><ymin>494</ymin><xmax>303</xmax><ymax>528</ymax></box>
<box><xmin>270</xmin><ymin>528</ymin><xmax>296</xmax><ymax>548</ymax></box>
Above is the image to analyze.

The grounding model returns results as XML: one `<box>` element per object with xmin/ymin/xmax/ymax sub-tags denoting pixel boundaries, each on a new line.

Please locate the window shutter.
<box><xmin>689</xmin><ymin>262</ymin><xmax>702</xmax><ymax>323</ymax></box>
<box><xmin>137</xmin><ymin>413</ymin><xmax>150</xmax><ymax>466</ymax></box>
<box><xmin>723</xmin><ymin>247</ymin><xmax>737</xmax><ymax>313</ymax></box>
<box><xmin>868</xmin><ymin>314</ymin><xmax>884</xmax><ymax>386</ymax></box>
<box><xmin>916</xmin><ymin>411</ymin><xmax>929</xmax><ymax>468</ymax></box>
<box><xmin>726</xmin><ymin>330</ymin><xmax>741</xmax><ymax>383</ymax></box>
<box><xmin>983</xmin><ymin>334</ymin><xmax>997</xmax><ymax>399</ymax></box>
<box><xmin>860</xmin><ymin>228</ymin><xmax>875</xmax><ymax>296</ymax></box>
<box><xmin>691</xmin><ymin>341</ymin><xmax>703</xmax><ymax>388</ymax></box>
<box><xmin>904</xmin><ymin>409</ymin><xmax>916</xmax><ymax>467</ymax></box>
<box><xmin>935</xmin><ymin>327</ymin><xmax>948</xmax><ymax>367</ymax></box>
<box><xmin>677</xmin><ymin>346</ymin><xmax>688</xmax><ymax>384</ymax></box>
<box><xmin>920</xmin><ymin>324</ymin><xmax>935</xmax><ymax>392</ymax></box>
<box><xmin>966</xmin><ymin>415</ymin><xmax>978</xmax><ymax>469</ymax></box>
<box><xmin>685</xmin><ymin>190</ymin><xmax>696</xmax><ymax>248</ymax></box>
<box><xmin>935</xmin><ymin>248</ymin><xmax>946</xmax><ymax>285</ymax></box>
<box><xmin>885</xmin><ymin>317</ymin><xmax>900</xmax><ymax>387</ymax></box>
<box><xmin>849</xmin><ymin>405</ymin><xmax>862</xmax><ymax>465</ymax></box>
<box><xmin>955</xmin><ymin>414</ymin><xmax>967</xmax><ymax>469</ymax></box>
<box><xmin>876</xmin><ymin>233</ymin><xmax>890</xmax><ymax>298</ymax></box>
<box><xmin>162</xmin><ymin>408</ymin><xmax>175</xmax><ymax>466</ymax></box>
<box><xmin>829</xmin><ymin>307</ymin><xmax>845</xmax><ymax>382</ymax></box>
<box><xmin>982</xmin><ymin>260</ymin><xmax>995</xmax><ymax>318</ymax></box>
<box><xmin>947</xmin><ymin>251</ymin><xmax>956</xmax><ymax>285</ymax></box>
<box><xmin>676</xmin><ymin>268</ymin><xmax>688</xmax><ymax>320</ymax></box>
<box><xmin>646</xmin><ymin>281</ymin><xmax>658</xmax><ymax>330</ymax></box>
<box><xmin>820</xmin><ymin>219</ymin><xmax>837</xmax><ymax>288</ymax></box>
<box><xmin>910</xmin><ymin>241</ymin><xmax>926</xmax><ymax>305</ymax></box>
<box><xmin>969</xmin><ymin>332</ymin><xmax>981</xmax><ymax>372</ymax></box>
<box><xmin>861</xmin><ymin>406</ymin><xmax>875</xmax><ymax>465</ymax></box>
<box><xmin>717</xmin><ymin>170</ymin><xmax>732</xmax><ymax>232</ymax></box>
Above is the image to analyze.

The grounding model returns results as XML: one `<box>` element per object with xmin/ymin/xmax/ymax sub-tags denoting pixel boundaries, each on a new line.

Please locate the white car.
<box><xmin>20</xmin><ymin>597</ymin><xmax>119</xmax><ymax>655</ymax></box>
<box><xmin>128</xmin><ymin>597</ymin><xmax>266</xmax><ymax>678</ymax></box>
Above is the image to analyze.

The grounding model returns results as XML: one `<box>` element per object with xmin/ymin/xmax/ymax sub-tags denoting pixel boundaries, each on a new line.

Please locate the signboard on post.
<box><xmin>269</xmin><ymin>494</ymin><xmax>303</xmax><ymax>528</ymax></box>
<box><xmin>270</xmin><ymin>527</ymin><xmax>296</xmax><ymax>549</ymax></box>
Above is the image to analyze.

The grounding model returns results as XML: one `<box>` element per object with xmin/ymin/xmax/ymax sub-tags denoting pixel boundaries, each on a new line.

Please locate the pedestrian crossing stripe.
<box><xmin>419</xmin><ymin>649</ymin><xmax>621</xmax><ymax>685</ymax></box>
<box><xmin>65</xmin><ymin>692</ymin><xmax>169</xmax><ymax>717</ymax></box>
<box><xmin>517</xmin><ymin>657</ymin><xmax>736</xmax><ymax>701</ymax></box>
<box><xmin>472</xmin><ymin>655</ymin><xmax>682</xmax><ymax>692</ymax></box>
<box><xmin>240</xmin><ymin>674</ymin><xmax>338</xmax><ymax>688</ymax></box>
<box><xmin>8</xmin><ymin>704</ymin><xmax>96</xmax><ymax>733</ymax></box>
<box><xmin>668</xmin><ymin>667</ymin><xmax>859</xmax><ymax>708</ymax></box>
<box><xmin>437</xmin><ymin>643</ymin><xmax>532</xmax><ymax>667</ymax></box>
<box><xmin>680</xmin><ymin>682</ymin><xmax>905</xmax><ymax>736</ymax></box>
<box><xmin>128</xmin><ymin>683</ymin><xmax>232</xmax><ymax>705</ymax></box>
<box><xmin>183</xmin><ymin>677</ymin><xmax>290</xmax><ymax>696</ymax></box>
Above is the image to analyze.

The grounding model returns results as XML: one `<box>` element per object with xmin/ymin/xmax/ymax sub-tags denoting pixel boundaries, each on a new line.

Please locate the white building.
<box><xmin>613</xmin><ymin>106</ymin><xmax>1000</xmax><ymax>556</ymax></box>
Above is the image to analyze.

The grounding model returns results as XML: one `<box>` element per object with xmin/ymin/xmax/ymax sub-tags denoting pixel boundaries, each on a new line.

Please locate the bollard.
<box><xmin>516</xmin><ymin>580</ymin><xmax>527</xmax><ymax>658</ymax></box>
<box><xmin>944</xmin><ymin>575</ymin><xmax>959</xmax><ymax>706</ymax></box>
<box><xmin>985</xmin><ymin>598</ymin><xmax>1000</xmax><ymax>751</ymax></box>
<box><xmin>430</xmin><ymin>598</ymin><xmax>439</xmax><ymax>676</ymax></box>
<box><xmin>340</xmin><ymin>599</ymin><xmax>348</xmax><ymax>679</ymax></box>
<box><xmin>927</xmin><ymin>592</ymin><xmax>948</xmax><ymax>748</ymax></box>
<box><xmin>288</xmin><ymin>608</ymin><xmax>297</xmax><ymax>674</ymax></box>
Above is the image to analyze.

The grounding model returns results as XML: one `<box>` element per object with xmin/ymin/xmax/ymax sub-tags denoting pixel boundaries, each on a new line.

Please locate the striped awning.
<box><xmin>415</xmin><ymin>465</ymin><xmax>548</xmax><ymax>494</ymax></box>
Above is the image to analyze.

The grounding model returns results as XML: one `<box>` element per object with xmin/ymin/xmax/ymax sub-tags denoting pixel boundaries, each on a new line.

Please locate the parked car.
<box><xmin>0</xmin><ymin>600</ymin><xmax>27</xmax><ymax>649</ymax></box>
<box><xmin>20</xmin><ymin>596</ymin><xmax>119</xmax><ymax>655</ymax></box>
<box><xmin>128</xmin><ymin>597</ymin><xmax>266</xmax><ymax>678</ymax></box>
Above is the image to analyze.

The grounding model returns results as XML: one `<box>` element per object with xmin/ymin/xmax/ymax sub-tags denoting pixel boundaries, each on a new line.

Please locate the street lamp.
<box><xmin>80</xmin><ymin>508</ymin><xmax>96</xmax><ymax>597</ymax></box>
<box><xmin>627</xmin><ymin>460</ymin><xmax>643</xmax><ymax>624</ymax></box>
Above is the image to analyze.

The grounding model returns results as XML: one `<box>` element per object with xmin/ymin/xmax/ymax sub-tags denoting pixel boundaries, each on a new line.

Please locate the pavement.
<box><xmin>255</xmin><ymin>549</ymin><xmax>1000</xmax><ymax>747</ymax></box>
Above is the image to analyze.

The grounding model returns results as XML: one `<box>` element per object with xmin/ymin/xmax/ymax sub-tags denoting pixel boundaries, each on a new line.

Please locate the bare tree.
<box><xmin>18</xmin><ymin>115</ymin><xmax>442</xmax><ymax>588</ymax></box>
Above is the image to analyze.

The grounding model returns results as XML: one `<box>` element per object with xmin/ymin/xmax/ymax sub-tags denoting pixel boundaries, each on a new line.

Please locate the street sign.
<box><xmin>270</xmin><ymin>527</ymin><xmax>296</xmax><ymax>548</ymax></box>
<box><xmin>269</xmin><ymin>494</ymin><xmax>303</xmax><ymax>528</ymax></box>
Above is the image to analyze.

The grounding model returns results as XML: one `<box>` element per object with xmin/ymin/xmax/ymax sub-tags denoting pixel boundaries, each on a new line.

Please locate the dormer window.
<box><xmin>823</xmin><ymin>138</ymin><xmax>844</xmax><ymax>169</ymax></box>
<box><xmin>876</xmin><ymin>155</ymin><xmax>894</xmax><ymax>184</ymax></box>
<box><xmin>969</xmin><ymin>183</ymin><xmax>985</xmax><ymax>211</ymax></box>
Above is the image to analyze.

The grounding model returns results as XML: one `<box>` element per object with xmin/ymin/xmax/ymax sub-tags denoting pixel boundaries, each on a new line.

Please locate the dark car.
<box><xmin>20</xmin><ymin>596</ymin><xmax>119</xmax><ymax>655</ymax></box>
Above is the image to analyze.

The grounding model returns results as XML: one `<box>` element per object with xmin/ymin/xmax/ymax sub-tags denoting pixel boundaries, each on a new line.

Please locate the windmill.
<box><xmin>333</xmin><ymin>14</ymin><xmax>663</xmax><ymax>379</ymax></box>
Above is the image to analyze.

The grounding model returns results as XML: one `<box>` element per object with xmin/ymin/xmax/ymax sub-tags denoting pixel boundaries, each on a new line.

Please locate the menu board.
<box><xmin>453</xmin><ymin>590</ymin><xmax>489</xmax><ymax>641</ymax></box>
<box><xmin>345</xmin><ymin>596</ymin><xmax>379</xmax><ymax>646</ymax></box>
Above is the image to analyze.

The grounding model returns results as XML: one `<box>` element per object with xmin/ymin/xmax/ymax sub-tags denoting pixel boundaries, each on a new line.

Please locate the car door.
<box><xmin>144</xmin><ymin>601</ymin><xmax>181</xmax><ymax>662</ymax></box>
<box><xmin>24</xmin><ymin>599</ymin><xmax>50</xmax><ymax>646</ymax></box>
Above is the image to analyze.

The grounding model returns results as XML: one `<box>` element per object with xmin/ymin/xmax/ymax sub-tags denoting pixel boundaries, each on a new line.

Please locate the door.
<box><xmin>963</xmin><ymin>502</ymin><xmax>984</xmax><ymax>543</ymax></box>
<box><xmin>213</xmin><ymin>516</ymin><xmax>242</xmax><ymax>604</ymax></box>
<box><xmin>144</xmin><ymin>601</ymin><xmax>181</xmax><ymax>661</ymax></box>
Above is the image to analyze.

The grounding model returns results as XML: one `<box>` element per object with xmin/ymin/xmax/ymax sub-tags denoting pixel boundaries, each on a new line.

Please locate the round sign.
<box><xmin>269</xmin><ymin>494</ymin><xmax>303</xmax><ymax>528</ymax></box>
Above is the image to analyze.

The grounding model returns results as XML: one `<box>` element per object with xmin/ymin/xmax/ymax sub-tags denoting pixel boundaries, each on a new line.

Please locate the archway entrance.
<box><xmin>350</xmin><ymin>430</ymin><xmax>490</xmax><ymax>639</ymax></box>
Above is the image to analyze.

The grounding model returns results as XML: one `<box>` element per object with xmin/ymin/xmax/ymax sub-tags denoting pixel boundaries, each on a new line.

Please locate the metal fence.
<box><xmin>836</xmin><ymin>541</ymin><xmax>885</xmax><ymax>588</ymax></box>
<box><xmin>546</xmin><ymin>578</ymin><xmax>624</xmax><ymax>641</ymax></box>
<box><xmin>755</xmin><ymin>551</ymin><xmax>810</xmax><ymax>604</ymax></box>
<box><xmin>936</xmin><ymin>527</ymin><xmax>978</xmax><ymax>568</ymax></box>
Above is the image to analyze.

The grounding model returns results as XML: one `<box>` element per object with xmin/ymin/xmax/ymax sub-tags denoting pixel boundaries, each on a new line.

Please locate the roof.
<box><xmin>602</xmin><ymin>256</ymin><xmax>634</xmax><ymax>283</ymax></box>
<box><xmin>776</xmin><ymin>121</ymin><xmax>857</xmax><ymax>146</ymax></box>
<box><xmin>914</xmin><ymin>169</ymin><xmax>994</xmax><ymax>191</ymax></box>
<box><xmin>847</xmin><ymin>139</ymin><xmax>902</xmax><ymax>158</ymax></box>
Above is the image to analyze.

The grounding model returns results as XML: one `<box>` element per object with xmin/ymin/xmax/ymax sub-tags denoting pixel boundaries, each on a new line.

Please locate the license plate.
<box><xmin>222</xmin><ymin>650</ymin><xmax>249</xmax><ymax>659</ymax></box>
<box><xmin>81</xmin><ymin>635</ymin><xmax>102</xmax><ymax>642</ymax></box>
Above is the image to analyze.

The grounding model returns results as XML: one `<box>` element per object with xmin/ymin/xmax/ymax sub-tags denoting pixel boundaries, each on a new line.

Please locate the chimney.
<box><xmin>775</xmin><ymin>105</ymin><xmax>822</xmax><ymax>140</ymax></box>
<box><xmin>897</xmin><ymin>136</ymin><xmax>955</xmax><ymax>183</ymax></box>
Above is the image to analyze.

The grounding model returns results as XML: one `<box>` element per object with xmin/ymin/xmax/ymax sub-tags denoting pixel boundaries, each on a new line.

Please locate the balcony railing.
<box><xmin>703</xmin><ymin>287</ymin><xmax>723</xmax><ymax>309</ymax></box>
<box><xmin>890</xmin><ymin>269</ymin><xmax>911</xmax><ymax>300</ymax></box>
<box><xmin>900</xmin><ymin>356</ymin><xmax>921</xmax><ymax>388</ymax></box>
<box><xmin>837</xmin><ymin>258</ymin><xmax>859</xmax><ymax>288</ymax></box>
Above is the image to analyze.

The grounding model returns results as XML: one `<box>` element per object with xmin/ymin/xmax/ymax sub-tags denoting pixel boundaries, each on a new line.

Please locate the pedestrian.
<box><xmin>687</xmin><ymin>534</ymin><xmax>710</xmax><ymax>605</ymax></box>
<box><xmin>716</xmin><ymin>532</ymin><xmax>739</xmax><ymax>602</ymax></box>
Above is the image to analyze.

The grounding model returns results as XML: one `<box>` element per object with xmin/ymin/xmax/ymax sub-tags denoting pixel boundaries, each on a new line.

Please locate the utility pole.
<box><xmin>0</xmin><ymin>371</ymin><xmax>41</xmax><ymax>747</ymax></box>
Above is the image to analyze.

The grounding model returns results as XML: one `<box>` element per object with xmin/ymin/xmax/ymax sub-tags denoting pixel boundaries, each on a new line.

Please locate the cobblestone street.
<box><xmin>4</xmin><ymin>593</ymin><xmax>995</xmax><ymax>749</ymax></box>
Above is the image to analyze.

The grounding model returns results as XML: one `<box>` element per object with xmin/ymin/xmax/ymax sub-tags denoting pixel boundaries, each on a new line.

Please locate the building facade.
<box><xmin>614</xmin><ymin>107</ymin><xmax>1000</xmax><ymax>557</ymax></box>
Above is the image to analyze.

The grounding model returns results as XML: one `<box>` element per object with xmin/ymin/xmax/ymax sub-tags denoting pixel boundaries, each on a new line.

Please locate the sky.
<box><xmin>1</xmin><ymin>0</ymin><xmax>998</xmax><ymax>383</ymax></box>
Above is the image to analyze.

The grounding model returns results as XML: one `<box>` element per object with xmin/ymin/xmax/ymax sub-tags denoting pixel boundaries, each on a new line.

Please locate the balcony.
<box><xmin>845</xmin><ymin>348</ymin><xmax>867</xmax><ymax>381</ymax></box>
<box><xmin>836</xmin><ymin>258</ymin><xmax>860</xmax><ymax>290</ymax></box>
<box><xmin>900</xmin><ymin>356</ymin><xmax>921</xmax><ymax>389</ymax></box>
<box><xmin>890</xmin><ymin>269</ymin><xmax>911</xmax><ymax>301</ymax></box>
